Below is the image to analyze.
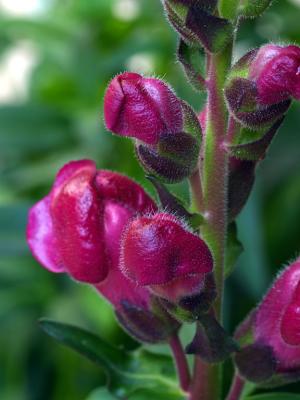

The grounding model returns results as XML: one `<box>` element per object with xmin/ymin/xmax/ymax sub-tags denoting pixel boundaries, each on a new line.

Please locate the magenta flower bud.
<box><xmin>249</xmin><ymin>44</ymin><xmax>300</xmax><ymax>105</ymax></box>
<box><xmin>255</xmin><ymin>258</ymin><xmax>300</xmax><ymax>372</ymax></box>
<box><xmin>27</xmin><ymin>160</ymin><xmax>156</xmax><ymax>285</ymax></box>
<box><xmin>121</xmin><ymin>213</ymin><xmax>213</xmax><ymax>304</ymax></box>
<box><xmin>104</xmin><ymin>73</ymin><xmax>202</xmax><ymax>183</ymax></box>
<box><xmin>235</xmin><ymin>257</ymin><xmax>300</xmax><ymax>384</ymax></box>
<box><xmin>104</xmin><ymin>72</ymin><xmax>182</xmax><ymax>145</ymax></box>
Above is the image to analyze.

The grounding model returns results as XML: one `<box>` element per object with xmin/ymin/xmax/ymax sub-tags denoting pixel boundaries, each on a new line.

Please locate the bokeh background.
<box><xmin>1</xmin><ymin>0</ymin><xmax>300</xmax><ymax>399</ymax></box>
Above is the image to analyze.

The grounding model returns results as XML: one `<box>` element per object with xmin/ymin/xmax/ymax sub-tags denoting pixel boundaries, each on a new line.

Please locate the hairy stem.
<box><xmin>189</xmin><ymin>169</ymin><xmax>204</xmax><ymax>213</ymax></box>
<box><xmin>226</xmin><ymin>373</ymin><xmax>245</xmax><ymax>400</ymax></box>
<box><xmin>169</xmin><ymin>334</ymin><xmax>191</xmax><ymax>392</ymax></box>
<box><xmin>189</xmin><ymin>43</ymin><xmax>233</xmax><ymax>400</ymax></box>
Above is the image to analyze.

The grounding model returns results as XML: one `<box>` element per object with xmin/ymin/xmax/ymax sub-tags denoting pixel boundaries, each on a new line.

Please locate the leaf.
<box><xmin>39</xmin><ymin>319</ymin><xmax>182</xmax><ymax>397</ymax></box>
<box><xmin>245</xmin><ymin>394</ymin><xmax>300</xmax><ymax>400</ymax></box>
<box><xmin>86</xmin><ymin>387</ymin><xmax>118</xmax><ymax>400</ymax></box>
<box><xmin>87</xmin><ymin>386</ymin><xmax>185</xmax><ymax>400</ymax></box>
<box><xmin>225</xmin><ymin>222</ymin><xmax>244</xmax><ymax>277</ymax></box>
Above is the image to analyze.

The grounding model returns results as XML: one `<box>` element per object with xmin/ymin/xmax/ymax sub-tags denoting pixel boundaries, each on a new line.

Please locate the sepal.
<box><xmin>116</xmin><ymin>298</ymin><xmax>180</xmax><ymax>344</ymax></box>
<box><xmin>159</xmin><ymin>273</ymin><xmax>217</xmax><ymax>322</ymax></box>
<box><xmin>228</xmin><ymin>158</ymin><xmax>256</xmax><ymax>220</ymax></box>
<box><xmin>225</xmin><ymin>77</ymin><xmax>291</xmax><ymax>129</ymax></box>
<box><xmin>225</xmin><ymin>117</ymin><xmax>284</xmax><ymax>162</ymax></box>
<box><xmin>225</xmin><ymin>222</ymin><xmax>244</xmax><ymax>277</ymax></box>
<box><xmin>177</xmin><ymin>39</ymin><xmax>206</xmax><ymax>91</ymax></box>
<box><xmin>234</xmin><ymin>343</ymin><xmax>277</xmax><ymax>383</ymax></box>
<box><xmin>163</xmin><ymin>1</ymin><xmax>233</xmax><ymax>53</ymax></box>
<box><xmin>186</xmin><ymin>315</ymin><xmax>239</xmax><ymax>363</ymax></box>
<box><xmin>136</xmin><ymin>101</ymin><xmax>201</xmax><ymax>183</ymax></box>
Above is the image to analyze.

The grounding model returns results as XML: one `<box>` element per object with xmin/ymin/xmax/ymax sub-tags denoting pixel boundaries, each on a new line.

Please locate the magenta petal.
<box><xmin>95</xmin><ymin>266</ymin><xmax>150</xmax><ymax>311</ymax></box>
<box><xmin>121</xmin><ymin>213</ymin><xmax>213</xmax><ymax>286</ymax></box>
<box><xmin>51</xmin><ymin>165</ymin><xmax>108</xmax><ymax>284</ymax></box>
<box><xmin>104</xmin><ymin>73</ymin><xmax>183</xmax><ymax>145</ymax></box>
<box><xmin>27</xmin><ymin>196</ymin><xmax>64</xmax><ymax>273</ymax></box>
<box><xmin>53</xmin><ymin>159</ymin><xmax>96</xmax><ymax>192</ymax></box>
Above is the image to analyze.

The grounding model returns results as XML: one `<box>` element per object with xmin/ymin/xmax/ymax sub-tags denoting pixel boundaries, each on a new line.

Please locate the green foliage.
<box><xmin>39</xmin><ymin>320</ymin><xmax>184</xmax><ymax>399</ymax></box>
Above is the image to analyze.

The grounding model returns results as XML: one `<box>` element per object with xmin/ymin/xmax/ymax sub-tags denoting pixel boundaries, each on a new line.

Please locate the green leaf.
<box><xmin>245</xmin><ymin>394</ymin><xmax>300</xmax><ymax>400</ymax></box>
<box><xmin>87</xmin><ymin>386</ymin><xmax>185</xmax><ymax>400</ymax></box>
<box><xmin>86</xmin><ymin>387</ymin><xmax>118</xmax><ymax>400</ymax></box>
<box><xmin>238</xmin><ymin>0</ymin><xmax>273</xmax><ymax>18</ymax></box>
<box><xmin>225</xmin><ymin>222</ymin><xmax>244</xmax><ymax>278</ymax></box>
<box><xmin>39</xmin><ymin>319</ymin><xmax>182</xmax><ymax>397</ymax></box>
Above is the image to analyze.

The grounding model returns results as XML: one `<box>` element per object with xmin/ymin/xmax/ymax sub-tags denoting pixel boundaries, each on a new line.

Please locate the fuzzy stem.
<box><xmin>189</xmin><ymin>169</ymin><xmax>204</xmax><ymax>214</ymax></box>
<box><xmin>189</xmin><ymin>43</ymin><xmax>233</xmax><ymax>400</ymax></box>
<box><xmin>226</xmin><ymin>373</ymin><xmax>245</xmax><ymax>400</ymax></box>
<box><xmin>169</xmin><ymin>334</ymin><xmax>191</xmax><ymax>393</ymax></box>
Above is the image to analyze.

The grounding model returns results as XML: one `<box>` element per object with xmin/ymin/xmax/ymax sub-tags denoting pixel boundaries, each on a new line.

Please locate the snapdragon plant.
<box><xmin>27</xmin><ymin>1</ymin><xmax>300</xmax><ymax>399</ymax></box>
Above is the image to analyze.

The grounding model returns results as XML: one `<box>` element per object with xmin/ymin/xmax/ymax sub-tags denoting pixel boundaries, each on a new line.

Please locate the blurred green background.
<box><xmin>1</xmin><ymin>0</ymin><xmax>300</xmax><ymax>399</ymax></box>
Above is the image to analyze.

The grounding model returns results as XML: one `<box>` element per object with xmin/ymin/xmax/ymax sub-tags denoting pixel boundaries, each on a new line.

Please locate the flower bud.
<box><xmin>249</xmin><ymin>44</ymin><xmax>300</xmax><ymax>105</ymax></box>
<box><xmin>104</xmin><ymin>73</ymin><xmax>202</xmax><ymax>183</ymax></box>
<box><xmin>225</xmin><ymin>45</ymin><xmax>300</xmax><ymax>129</ymax></box>
<box><xmin>27</xmin><ymin>160</ymin><xmax>156</xmax><ymax>284</ymax></box>
<box><xmin>234</xmin><ymin>257</ymin><xmax>300</xmax><ymax>385</ymax></box>
<box><xmin>104</xmin><ymin>72</ymin><xmax>182</xmax><ymax>145</ymax></box>
<box><xmin>121</xmin><ymin>212</ymin><xmax>214</xmax><ymax>305</ymax></box>
<box><xmin>162</xmin><ymin>0</ymin><xmax>233</xmax><ymax>53</ymax></box>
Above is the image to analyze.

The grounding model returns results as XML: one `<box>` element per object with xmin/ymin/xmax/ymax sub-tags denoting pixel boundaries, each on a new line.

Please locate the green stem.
<box><xmin>190</xmin><ymin>44</ymin><xmax>233</xmax><ymax>400</ymax></box>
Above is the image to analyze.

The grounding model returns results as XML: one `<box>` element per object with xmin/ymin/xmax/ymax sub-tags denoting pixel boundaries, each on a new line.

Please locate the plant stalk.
<box><xmin>190</xmin><ymin>43</ymin><xmax>233</xmax><ymax>400</ymax></box>
<box><xmin>169</xmin><ymin>334</ymin><xmax>191</xmax><ymax>393</ymax></box>
<box><xmin>226</xmin><ymin>373</ymin><xmax>245</xmax><ymax>400</ymax></box>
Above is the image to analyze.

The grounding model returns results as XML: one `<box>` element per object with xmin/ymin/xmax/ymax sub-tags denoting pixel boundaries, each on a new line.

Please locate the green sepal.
<box><xmin>225</xmin><ymin>117</ymin><xmax>284</xmax><ymax>161</ymax></box>
<box><xmin>225</xmin><ymin>222</ymin><xmax>243</xmax><ymax>278</ymax></box>
<box><xmin>177</xmin><ymin>39</ymin><xmax>206</xmax><ymax>91</ymax></box>
<box><xmin>39</xmin><ymin>319</ymin><xmax>183</xmax><ymax>398</ymax></box>
<box><xmin>219</xmin><ymin>0</ymin><xmax>239</xmax><ymax>20</ymax></box>
<box><xmin>163</xmin><ymin>1</ymin><xmax>233</xmax><ymax>53</ymax></box>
